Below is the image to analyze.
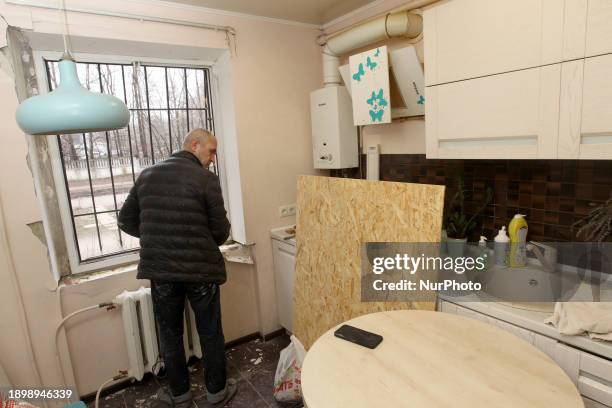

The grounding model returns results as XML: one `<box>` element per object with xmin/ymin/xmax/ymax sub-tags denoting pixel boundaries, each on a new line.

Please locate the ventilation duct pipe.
<box><xmin>321</xmin><ymin>10</ymin><xmax>423</xmax><ymax>86</ymax></box>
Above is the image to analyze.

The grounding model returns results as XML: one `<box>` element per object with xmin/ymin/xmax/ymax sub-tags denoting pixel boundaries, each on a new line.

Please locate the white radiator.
<box><xmin>114</xmin><ymin>287</ymin><xmax>202</xmax><ymax>381</ymax></box>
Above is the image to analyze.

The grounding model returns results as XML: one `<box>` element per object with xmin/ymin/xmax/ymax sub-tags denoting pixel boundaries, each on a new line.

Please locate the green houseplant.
<box><xmin>572</xmin><ymin>196</ymin><xmax>612</xmax><ymax>243</ymax></box>
<box><xmin>444</xmin><ymin>175</ymin><xmax>493</xmax><ymax>241</ymax></box>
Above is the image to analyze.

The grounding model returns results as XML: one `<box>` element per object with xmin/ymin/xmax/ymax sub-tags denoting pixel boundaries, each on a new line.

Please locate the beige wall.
<box><xmin>362</xmin><ymin>118</ymin><xmax>426</xmax><ymax>154</ymax></box>
<box><xmin>224</xmin><ymin>17</ymin><xmax>324</xmax><ymax>335</ymax></box>
<box><xmin>0</xmin><ymin>0</ymin><xmax>321</xmax><ymax>398</ymax></box>
<box><xmin>0</xmin><ymin>59</ymin><xmax>55</xmax><ymax>390</ymax></box>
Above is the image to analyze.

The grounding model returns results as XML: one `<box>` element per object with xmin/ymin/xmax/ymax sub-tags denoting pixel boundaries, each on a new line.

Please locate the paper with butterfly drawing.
<box><xmin>349</xmin><ymin>46</ymin><xmax>391</xmax><ymax>125</ymax></box>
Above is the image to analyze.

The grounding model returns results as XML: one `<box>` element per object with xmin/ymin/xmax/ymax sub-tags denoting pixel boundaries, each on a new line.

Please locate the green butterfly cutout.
<box><xmin>366</xmin><ymin>56</ymin><xmax>377</xmax><ymax>71</ymax></box>
<box><xmin>352</xmin><ymin>63</ymin><xmax>365</xmax><ymax>82</ymax></box>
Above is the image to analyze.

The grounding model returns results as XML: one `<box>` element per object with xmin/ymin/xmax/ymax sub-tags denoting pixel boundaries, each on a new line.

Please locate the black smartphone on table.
<box><xmin>334</xmin><ymin>324</ymin><xmax>383</xmax><ymax>349</ymax></box>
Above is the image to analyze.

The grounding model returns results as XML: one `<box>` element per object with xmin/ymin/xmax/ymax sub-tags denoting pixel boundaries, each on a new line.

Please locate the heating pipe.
<box><xmin>54</xmin><ymin>302</ymin><xmax>115</xmax><ymax>390</ymax></box>
<box><xmin>95</xmin><ymin>371</ymin><xmax>128</xmax><ymax>408</ymax></box>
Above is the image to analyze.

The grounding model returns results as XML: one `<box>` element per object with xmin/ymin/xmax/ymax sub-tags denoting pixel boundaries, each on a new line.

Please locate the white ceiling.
<box><xmin>164</xmin><ymin>0</ymin><xmax>377</xmax><ymax>25</ymax></box>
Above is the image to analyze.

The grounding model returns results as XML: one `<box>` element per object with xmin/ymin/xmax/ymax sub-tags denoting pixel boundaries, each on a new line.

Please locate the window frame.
<box><xmin>33</xmin><ymin>51</ymin><xmax>230</xmax><ymax>275</ymax></box>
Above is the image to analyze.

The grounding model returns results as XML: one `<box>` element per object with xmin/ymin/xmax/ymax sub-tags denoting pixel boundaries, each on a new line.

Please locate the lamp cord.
<box><xmin>58</xmin><ymin>0</ymin><xmax>70</xmax><ymax>55</ymax></box>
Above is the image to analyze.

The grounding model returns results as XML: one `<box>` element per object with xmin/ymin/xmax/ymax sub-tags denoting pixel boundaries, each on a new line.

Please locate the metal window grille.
<box><xmin>44</xmin><ymin>59</ymin><xmax>217</xmax><ymax>264</ymax></box>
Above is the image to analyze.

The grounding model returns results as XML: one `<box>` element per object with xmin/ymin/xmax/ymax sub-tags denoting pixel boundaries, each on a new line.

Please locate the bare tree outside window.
<box><xmin>45</xmin><ymin>60</ymin><xmax>216</xmax><ymax>264</ymax></box>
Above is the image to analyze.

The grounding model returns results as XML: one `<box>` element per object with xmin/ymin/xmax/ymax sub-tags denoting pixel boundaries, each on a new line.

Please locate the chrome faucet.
<box><xmin>526</xmin><ymin>241</ymin><xmax>558</xmax><ymax>272</ymax></box>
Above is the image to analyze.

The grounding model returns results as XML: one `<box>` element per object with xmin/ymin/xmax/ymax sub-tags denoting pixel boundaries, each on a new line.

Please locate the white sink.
<box><xmin>469</xmin><ymin>260</ymin><xmax>582</xmax><ymax>307</ymax></box>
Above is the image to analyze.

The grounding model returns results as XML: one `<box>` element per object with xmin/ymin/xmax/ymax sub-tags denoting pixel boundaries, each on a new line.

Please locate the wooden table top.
<box><xmin>301</xmin><ymin>310</ymin><xmax>583</xmax><ymax>408</ymax></box>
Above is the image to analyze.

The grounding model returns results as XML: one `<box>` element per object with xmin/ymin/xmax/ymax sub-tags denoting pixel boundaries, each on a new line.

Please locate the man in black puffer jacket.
<box><xmin>119</xmin><ymin>129</ymin><xmax>236</xmax><ymax>407</ymax></box>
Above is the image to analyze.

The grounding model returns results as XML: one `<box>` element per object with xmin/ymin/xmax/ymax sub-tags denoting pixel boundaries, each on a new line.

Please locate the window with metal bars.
<box><xmin>44</xmin><ymin>59</ymin><xmax>217</xmax><ymax>264</ymax></box>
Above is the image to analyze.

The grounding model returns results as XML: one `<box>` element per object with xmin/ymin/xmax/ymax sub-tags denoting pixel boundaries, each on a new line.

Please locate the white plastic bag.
<box><xmin>273</xmin><ymin>335</ymin><xmax>306</xmax><ymax>403</ymax></box>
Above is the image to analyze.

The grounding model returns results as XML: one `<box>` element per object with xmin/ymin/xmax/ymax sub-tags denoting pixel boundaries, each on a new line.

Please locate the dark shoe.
<box><xmin>206</xmin><ymin>378</ymin><xmax>237</xmax><ymax>405</ymax></box>
<box><xmin>151</xmin><ymin>387</ymin><xmax>193</xmax><ymax>407</ymax></box>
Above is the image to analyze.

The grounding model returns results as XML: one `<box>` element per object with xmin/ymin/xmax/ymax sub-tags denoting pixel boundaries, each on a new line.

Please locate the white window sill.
<box><xmin>61</xmin><ymin>262</ymin><xmax>139</xmax><ymax>286</ymax></box>
<box><xmin>61</xmin><ymin>243</ymin><xmax>255</xmax><ymax>285</ymax></box>
<box><xmin>220</xmin><ymin>242</ymin><xmax>255</xmax><ymax>264</ymax></box>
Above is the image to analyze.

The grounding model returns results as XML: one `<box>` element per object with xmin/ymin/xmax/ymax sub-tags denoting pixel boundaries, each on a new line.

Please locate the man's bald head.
<box><xmin>183</xmin><ymin>128</ymin><xmax>217</xmax><ymax>167</ymax></box>
<box><xmin>183</xmin><ymin>128</ymin><xmax>214</xmax><ymax>150</ymax></box>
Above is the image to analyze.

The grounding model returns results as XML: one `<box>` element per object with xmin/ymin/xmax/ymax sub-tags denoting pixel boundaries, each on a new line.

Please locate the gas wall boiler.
<box><xmin>310</xmin><ymin>86</ymin><xmax>358</xmax><ymax>169</ymax></box>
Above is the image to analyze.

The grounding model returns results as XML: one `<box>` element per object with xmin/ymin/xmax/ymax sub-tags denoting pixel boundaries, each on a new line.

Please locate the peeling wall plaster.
<box><xmin>6</xmin><ymin>27</ymin><xmax>71</xmax><ymax>277</ymax></box>
<box><xmin>27</xmin><ymin>220</ymin><xmax>47</xmax><ymax>246</ymax></box>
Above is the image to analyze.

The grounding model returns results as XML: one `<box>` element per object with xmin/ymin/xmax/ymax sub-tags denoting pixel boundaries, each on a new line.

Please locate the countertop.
<box><xmin>439</xmin><ymin>294</ymin><xmax>612</xmax><ymax>360</ymax></box>
<box><xmin>270</xmin><ymin>225</ymin><xmax>296</xmax><ymax>245</ymax></box>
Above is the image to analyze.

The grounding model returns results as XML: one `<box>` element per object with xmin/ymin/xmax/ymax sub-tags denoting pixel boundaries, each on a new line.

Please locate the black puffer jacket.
<box><xmin>118</xmin><ymin>151</ymin><xmax>230</xmax><ymax>283</ymax></box>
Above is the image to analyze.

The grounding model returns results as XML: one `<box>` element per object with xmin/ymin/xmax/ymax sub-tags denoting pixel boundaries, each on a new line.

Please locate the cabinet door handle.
<box><xmin>578</xmin><ymin>376</ymin><xmax>612</xmax><ymax>406</ymax></box>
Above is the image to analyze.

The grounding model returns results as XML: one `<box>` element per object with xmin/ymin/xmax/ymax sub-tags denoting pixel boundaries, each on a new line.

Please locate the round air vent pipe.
<box><xmin>320</xmin><ymin>10</ymin><xmax>423</xmax><ymax>86</ymax></box>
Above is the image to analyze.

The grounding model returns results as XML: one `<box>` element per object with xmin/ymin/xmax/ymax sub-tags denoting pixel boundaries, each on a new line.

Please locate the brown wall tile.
<box><xmin>333</xmin><ymin>154</ymin><xmax>612</xmax><ymax>242</ymax></box>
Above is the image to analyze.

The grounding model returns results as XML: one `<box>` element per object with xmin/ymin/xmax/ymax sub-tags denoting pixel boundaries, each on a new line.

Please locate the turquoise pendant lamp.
<box><xmin>15</xmin><ymin>0</ymin><xmax>129</xmax><ymax>136</ymax></box>
<box><xmin>16</xmin><ymin>54</ymin><xmax>130</xmax><ymax>135</ymax></box>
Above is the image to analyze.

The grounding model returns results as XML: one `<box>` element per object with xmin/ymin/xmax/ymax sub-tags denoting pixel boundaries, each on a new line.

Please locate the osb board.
<box><xmin>293</xmin><ymin>176</ymin><xmax>445</xmax><ymax>349</ymax></box>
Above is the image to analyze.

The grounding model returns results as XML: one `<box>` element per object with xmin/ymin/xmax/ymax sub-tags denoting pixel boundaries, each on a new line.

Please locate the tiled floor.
<box><xmin>88</xmin><ymin>334</ymin><xmax>301</xmax><ymax>408</ymax></box>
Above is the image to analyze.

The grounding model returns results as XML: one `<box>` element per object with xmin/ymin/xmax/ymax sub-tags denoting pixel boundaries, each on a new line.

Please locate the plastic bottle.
<box><xmin>476</xmin><ymin>236</ymin><xmax>489</xmax><ymax>271</ymax></box>
<box><xmin>509</xmin><ymin>214</ymin><xmax>528</xmax><ymax>267</ymax></box>
<box><xmin>479</xmin><ymin>236</ymin><xmax>488</xmax><ymax>247</ymax></box>
<box><xmin>494</xmin><ymin>226</ymin><xmax>510</xmax><ymax>267</ymax></box>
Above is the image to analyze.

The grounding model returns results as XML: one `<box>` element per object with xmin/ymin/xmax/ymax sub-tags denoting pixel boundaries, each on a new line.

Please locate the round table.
<box><xmin>301</xmin><ymin>310</ymin><xmax>583</xmax><ymax>408</ymax></box>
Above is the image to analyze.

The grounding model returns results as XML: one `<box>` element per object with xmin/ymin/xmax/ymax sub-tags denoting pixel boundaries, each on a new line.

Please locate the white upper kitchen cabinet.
<box><xmin>563</xmin><ymin>0</ymin><xmax>612</xmax><ymax>60</ymax></box>
<box><xmin>425</xmin><ymin>64</ymin><xmax>561</xmax><ymax>159</ymax></box>
<box><xmin>424</xmin><ymin>0</ymin><xmax>565</xmax><ymax>86</ymax></box>
<box><xmin>424</xmin><ymin>0</ymin><xmax>612</xmax><ymax>160</ymax></box>
<box><xmin>559</xmin><ymin>54</ymin><xmax>612</xmax><ymax>159</ymax></box>
<box><xmin>585</xmin><ymin>0</ymin><xmax>612</xmax><ymax>57</ymax></box>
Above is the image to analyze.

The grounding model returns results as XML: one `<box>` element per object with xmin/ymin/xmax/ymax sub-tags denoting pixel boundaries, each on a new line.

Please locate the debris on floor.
<box><xmin>86</xmin><ymin>334</ymin><xmax>292</xmax><ymax>408</ymax></box>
